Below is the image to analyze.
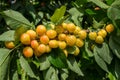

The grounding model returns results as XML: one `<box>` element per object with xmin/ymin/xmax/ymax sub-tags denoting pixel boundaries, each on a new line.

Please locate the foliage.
<box><xmin>0</xmin><ymin>0</ymin><xmax>120</xmax><ymax>80</ymax></box>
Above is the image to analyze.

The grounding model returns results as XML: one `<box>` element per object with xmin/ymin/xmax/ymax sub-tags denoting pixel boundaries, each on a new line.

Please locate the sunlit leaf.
<box><xmin>0</xmin><ymin>30</ymin><xmax>15</xmax><ymax>41</ymax></box>
<box><xmin>21</xmin><ymin>69</ymin><xmax>26</xmax><ymax>80</ymax></box>
<box><xmin>108</xmin><ymin>72</ymin><xmax>117</xmax><ymax>80</ymax></box>
<box><xmin>39</xmin><ymin>55</ymin><xmax>51</xmax><ymax>70</ymax></box>
<box><xmin>14</xmin><ymin>26</ymin><xmax>28</xmax><ymax>44</ymax></box>
<box><xmin>0</xmin><ymin>48</ymin><xmax>11</xmax><ymax>66</ymax></box>
<box><xmin>12</xmin><ymin>71</ymin><xmax>19</xmax><ymax>80</ymax></box>
<box><xmin>60</xmin><ymin>69</ymin><xmax>68</xmax><ymax>80</ymax></box>
<box><xmin>68</xmin><ymin>7</ymin><xmax>83</xmax><ymax>26</ymax></box>
<box><xmin>92</xmin><ymin>18</ymin><xmax>104</xmax><ymax>29</ymax></box>
<box><xmin>94</xmin><ymin>47</ymin><xmax>109</xmax><ymax>72</ymax></box>
<box><xmin>1</xmin><ymin>10</ymin><xmax>34</xmax><ymax>29</ymax></box>
<box><xmin>85</xmin><ymin>41</ymin><xmax>93</xmax><ymax>57</ymax></box>
<box><xmin>0</xmin><ymin>55</ymin><xmax>10</xmax><ymax>80</ymax></box>
<box><xmin>85</xmin><ymin>9</ymin><xmax>96</xmax><ymax>15</ymax></box>
<box><xmin>50</xmin><ymin>6</ymin><xmax>66</xmax><ymax>23</ymax></box>
<box><xmin>19</xmin><ymin>56</ymin><xmax>37</xmax><ymax>79</ymax></box>
<box><xmin>95</xmin><ymin>43</ymin><xmax>113</xmax><ymax>64</ymax></box>
<box><xmin>43</xmin><ymin>67</ymin><xmax>59</xmax><ymax>80</ymax></box>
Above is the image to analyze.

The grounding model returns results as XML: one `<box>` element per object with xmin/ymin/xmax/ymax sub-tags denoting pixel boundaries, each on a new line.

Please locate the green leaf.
<box><xmin>92</xmin><ymin>18</ymin><xmax>104</xmax><ymax>29</ymax></box>
<box><xmin>111</xmin><ymin>33</ymin><xmax>120</xmax><ymax>44</ymax></box>
<box><xmin>0</xmin><ymin>55</ymin><xmax>10</xmax><ymax>80</ymax></box>
<box><xmin>95</xmin><ymin>43</ymin><xmax>113</xmax><ymax>64</ymax></box>
<box><xmin>12</xmin><ymin>71</ymin><xmax>19</xmax><ymax>80</ymax></box>
<box><xmin>17</xmin><ymin>59</ymin><xmax>22</xmax><ymax>75</ymax></box>
<box><xmin>74</xmin><ymin>0</ymin><xmax>87</xmax><ymax>5</ymax></box>
<box><xmin>89</xmin><ymin>0</ymin><xmax>109</xmax><ymax>9</ymax></box>
<box><xmin>14</xmin><ymin>26</ymin><xmax>28</xmax><ymax>44</ymax></box>
<box><xmin>43</xmin><ymin>67</ymin><xmax>59</xmax><ymax>80</ymax></box>
<box><xmin>32</xmin><ymin>60</ymin><xmax>40</xmax><ymax>69</ymax></box>
<box><xmin>85</xmin><ymin>41</ymin><xmax>93</xmax><ymax>57</ymax></box>
<box><xmin>1</xmin><ymin>10</ymin><xmax>33</xmax><ymax>29</ymax></box>
<box><xmin>66</xmin><ymin>46</ymin><xmax>76</xmax><ymax>54</ymax></box>
<box><xmin>35</xmin><ymin>11</ymin><xmax>44</xmax><ymax>25</ymax></box>
<box><xmin>60</xmin><ymin>69</ymin><xmax>69</xmax><ymax>80</ymax></box>
<box><xmin>107</xmin><ymin>0</ymin><xmax>120</xmax><ymax>20</ymax></box>
<box><xmin>108</xmin><ymin>72</ymin><xmax>117</xmax><ymax>80</ymax></box>
<box><xmin>68</xmin><ymin>7</ymin><xmax>83</xmax><ymax>26</ymax></box>
<box><xmin>111</xmin><ymin>0</ymin><xmax>120</xmax><ymax>6</ymax></box>
<box><xmin>94</xmin><ymin>48</ymin><xmax>109</xmax><ymax>72</ymax></box>
<box><xmin>82</xmin><ymin>51</ymin><xmax>90</xmax><ymax>60</ymax></box>
<box><xmin>115</xmin><ymin>59</ymin><xmax>120</xmax><ymax>80</ymax></box>
<box><xmin>109</xmin><ymin>35</ymin><xmax>120</xmax><ymax>59</ymax></box>
<box><xmin>48</xmin><ymin>48</ymin><xmax>68</xmax><ymax>68</ymax></box>
<box><xmin>107</xmin><ymin>6</ymin><xmax>120</xmax><ymax>20</ymax></box>
<box><xmin>25</xmin><ymin>3</ymin><xmax>36</xmax><ymax>20</ymax></box>
<box><xmin>106</xmin><ymin>0</ymin><xmax>115</xmax><ymax>5</ymax></box>
<box><xmin>9</xmin><ymin>53</ymin><xmax>19</xmax><ymax>80</ymax></box>
<box><xmin>85</xmin><ymin>9</ymin><xmax>96</xmax><ymax>15</ymax></box>
<box><xmin>0</xmin><ymin>30</ymin><xmax>15</xmax><ymax>41</ymax></box>
<box><xmin>19</xmin><ymin>56</ymin><xmax>37</xmax><ymax>79</ymax></box>
<box><xmin>45</xmin><ymin>23</ymin><xmax>53</xmax><ymax>30</ymax></box>
<box><xmin>21</xmin><ymin>69</ymin><xmax>26</xmax><ymax>80</ymax></box>
<box><xmin>39</xmin><ymin>55</ymin><xmax>51</xmax><ymax>70</ymax></box>
<box><xmin>0</xmin><ymin>48</ymin><xmax>11</xmax><ymax>66</ymax></box>
<box><xmin>50</xmin><ymin>6</ymin><xmax>66</xmax><ymax>23</ymax></box>
<box><xmin>67</xmin><ymin>56</ymin><xmax>84</xmax><ymax>76</ymax></box>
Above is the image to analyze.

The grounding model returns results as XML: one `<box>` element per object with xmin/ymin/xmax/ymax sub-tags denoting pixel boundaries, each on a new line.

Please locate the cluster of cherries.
<box><xmin>5</xmin><ymin>23</ymin><xmax>114</xmax><ymax>58</ymax></box>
